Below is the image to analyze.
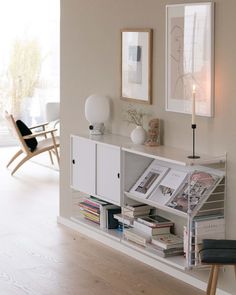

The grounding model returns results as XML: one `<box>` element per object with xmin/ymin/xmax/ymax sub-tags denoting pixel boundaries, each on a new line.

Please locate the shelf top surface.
<box><xmin>73</xmin><ymin>133</ymin><xmax>225</xmax><ymax>166</ymax></box>
<box><xmin>72</xmin><ymin>133</ymin><xmax>131</xmax><ymax>148</ymax></box>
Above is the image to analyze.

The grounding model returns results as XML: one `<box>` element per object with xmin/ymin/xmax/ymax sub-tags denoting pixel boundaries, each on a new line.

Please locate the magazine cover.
<box><xmin>166</xmin><ymin>170</ymin><xmax>220</xmax><ymax>213</ymax></box>
<box><xmin>129</xmin><ymin>160</ymin><xmax>169</xmax><ymax>199</ymax></box>
<box><xmin>148</xmin><ymin>169</ymin><xmax>188</xmax><ymax>205</ymax></box>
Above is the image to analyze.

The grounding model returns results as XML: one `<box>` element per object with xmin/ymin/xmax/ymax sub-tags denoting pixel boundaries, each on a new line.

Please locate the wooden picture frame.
<box><xmin>121</xmin><ymin>29</ymin><xmax>153</xmax><ymax>104</ymax></box>
<box><xmin>165</xmin><ymin>3</ymin><xmax>214</xmax><ymax>117</ymax></box>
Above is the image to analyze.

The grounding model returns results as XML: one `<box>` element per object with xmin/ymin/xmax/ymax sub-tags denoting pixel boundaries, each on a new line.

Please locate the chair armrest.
<box><xmin>23</xmin><ymin>128</ymin><xmax>58</xmax><ymax>139</ymax></box>
<box><xmin>29</xmin><ymin>122</ymin><xmax>49</xmax><ymax>129</ymax></box>
<box><xmin>53</xmin><ymin>119</ymin><xmax>60</xmax><ymax>129</ymax></box>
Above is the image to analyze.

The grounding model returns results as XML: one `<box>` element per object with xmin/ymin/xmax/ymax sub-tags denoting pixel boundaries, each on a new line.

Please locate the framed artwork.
<box><xmin>121</xmin><ymin>29</ymin><xmax>153</xmax><ymax>104</ymax></box>
<box><xmin>166</xmin><ymin>3</ymin><xmax>214</xmax><ymax>117</ymax></box>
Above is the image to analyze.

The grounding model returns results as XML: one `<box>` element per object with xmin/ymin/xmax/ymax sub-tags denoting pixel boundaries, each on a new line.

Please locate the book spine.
<box><xmin>125</xmin><ymin>205</ymin><xmax>151</xmax><ymax>212</ymax></box>
<box><xmin>79</xmin><ymin>204</ymin><xmax>100</xmax><ymax>214</ymax></box>
<box><xmin>151</xmin><ymin>240</ymin><xmax>168</xmax><ymax>249</ymax></box>
<box><xmin>137</xmin><ymin>219</ymin><xmax>174</xmax><ymax>228</ymax></box>
<box><xmin>195</xmin><ymin>219</ymin><xmax>225</xmax><ymax>235</ymax></box>
<box><xmin>84</xmin><ymin>217</ymin><xmax>100</xmax><ymax>225</ymax></box>
<box><xmin>84</xmin><ymin>199</ymin><xmax>100</xmax><ymax>208</ymax></box>
<box><xmin>99</xmin><ymin>204</ymin><xmax>106</xmax><ymax>229</ymax></box>
<box><xmin>134</xmin><ymin>221</ymin><xmax>170</xmax><ymax>235</ymax></box>
<box><xmin>79</xmin><ymin>206</ymin><xmax>100</xmax><ymax>216</ymax></box>
<box><xmin>81</xmin><ymin>211</ymin><xmax>99</xmax><ymax>219</ymax></box>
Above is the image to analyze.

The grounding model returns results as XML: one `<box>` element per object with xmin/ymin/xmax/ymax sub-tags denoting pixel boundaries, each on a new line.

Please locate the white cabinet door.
<box><xmin>96</xmin><ymin>144</ymin><xmax>121</xmax><ymax>205</ymax></box>
<box><xmin>71</xmin><ymin>136</ymin><xmax>96</xmax><ymax>195</ymax></box>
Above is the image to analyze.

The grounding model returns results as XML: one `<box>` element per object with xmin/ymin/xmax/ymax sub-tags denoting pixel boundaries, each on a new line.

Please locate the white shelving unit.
<box><xmin>122</xmin><ymin>149</ymin><xmax>226</xmax><ymax>269</ymax></box>
<box><xmin>59</xmin><ymin>133</ymin><xmax>226</xmax><ymax>282</ymax></box>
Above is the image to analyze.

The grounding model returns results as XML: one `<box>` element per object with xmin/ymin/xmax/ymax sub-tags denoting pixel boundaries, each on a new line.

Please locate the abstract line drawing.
<box><xmin>166</xmin><ymin>3</ymin><xmax>214</xmax><ymax>117</ymax></box>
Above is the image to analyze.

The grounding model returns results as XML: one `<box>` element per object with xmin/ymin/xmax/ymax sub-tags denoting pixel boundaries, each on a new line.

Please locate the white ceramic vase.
<box><xmin>130</xmin><ymin>125</ymin><xmax>147</xmax><ymax>145</ymax></box>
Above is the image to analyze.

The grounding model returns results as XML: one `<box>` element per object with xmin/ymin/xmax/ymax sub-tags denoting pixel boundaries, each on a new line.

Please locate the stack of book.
<box><xmin>114</xmin><ymin>204</ymin><xmax>152</xmax><ymax>227</ymax></box>
<box><xmin>133</xmin><ymin>220</ymin><xmax>171</xmax><ymax>236</ymax></box>
<box><xmin>79</xmin><ymin>198</ymin><xmax>101</xmax><ymax>225</ymax></box>
<box><xmin>194</xmin><ymin>215</ymin><xmax>225</xmax><ymax>244</ymax></box>
<box><xmin>123</xmin><ymin>204</ymin><xmax>152</xmax><ymax>218</ymax></box>
<box><xmin>183</xmin><ymin>215</ymin><xmax>225</xmax><ymax>265</ymax></box>
<box><xmin>193</xmin><ymin>215</ymin><xmax>225</xmax><ymax>265</ymax></box>
<box><xmin>78</xmin><ymin>197</ymin><xmax>121</xmax><ymax>229</ymax></box>
<box><xmin>136</xmin><ymin>215</ymin><xmax>174</xmax><ymax>229</ymax></box>
<box><xmin>124</xmin><ymin>228</ymin><xmax>151</xmax><ymax>246</ymax></box>
<box><xmin>150</xmin><ymin>233</ymin><xmax>184</xmax><ymax>257</ymax></box>
<box><xmin>124</xmin><ymin>215</ymin><xmax>182</xmax><ymax>256</ymax></box>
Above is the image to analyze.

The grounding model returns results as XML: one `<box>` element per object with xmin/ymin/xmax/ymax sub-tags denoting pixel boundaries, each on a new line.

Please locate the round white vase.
<box><xmin>130</xmin><ymin>125</ymin><xmax>147</xmax><ymax>145</ymax></box>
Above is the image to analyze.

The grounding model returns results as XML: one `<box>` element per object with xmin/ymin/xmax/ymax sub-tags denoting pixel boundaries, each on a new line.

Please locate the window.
<box><xmin>0</xmin><ymin>0</ymin><xmax>60</xmax><ymax>145</ymax></box>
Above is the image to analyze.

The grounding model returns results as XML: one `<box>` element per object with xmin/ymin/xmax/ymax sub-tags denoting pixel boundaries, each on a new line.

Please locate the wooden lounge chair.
<box><xmin>4</xmin><ymin>111</ymin><xmax>60</xmax><ymax>175</ymax></box>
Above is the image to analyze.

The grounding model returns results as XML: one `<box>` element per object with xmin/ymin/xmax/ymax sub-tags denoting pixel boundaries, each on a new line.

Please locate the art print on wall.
<box><xmin>166</xmin><ymin>3</ymin><xmax>214</xmax><ymax>117</ymax></box>
<box><xmin>121</xmin><ymin>29</ymin><xmax>152</xmax><ymax>104</ymax></box>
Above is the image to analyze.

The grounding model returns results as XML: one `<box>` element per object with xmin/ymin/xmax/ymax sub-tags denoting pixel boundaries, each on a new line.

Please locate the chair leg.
<box><xmin>6</xmin><ymin>150</ymin><xmax>23</xmax><ymax>167</ymax></box>
<box><xmin>44</xmin><ymin>128</ymin><xmax>54</xmax><ymax>165</ymax></box>
<box><xmin>54</xmin><ymin>147</ymin><xmax>60</xmax><ymax>166</ymax></box>
<box><xmin>210</xmin><ymin>265</ymin><xmax>219</xmax><ymax>295</ymax></box>
<box><xmin>207</xmin><ymin>266</ymin><xmax>214</xmax><ymax>295</ymax></box>
<box><xmin>234</xmin><ymin>265</ymin><xmax>236</xmax><ymax>279</ymax></box>
<box><xmin>48</xmin><ymin>151</ymin><xmax>54</xmax><ymax>165</ymax></box>
<box><xmin>11</xmin><ymin>155</ymin><xmax>31</xmax><ymax>176</ymax></box>
<box><xmin>52</xmin><ymin>137</ymin><xmax>59</xmax><ymax>166</ymax></box>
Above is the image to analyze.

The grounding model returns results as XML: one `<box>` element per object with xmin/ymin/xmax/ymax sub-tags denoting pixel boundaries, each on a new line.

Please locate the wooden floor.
<box><xmin>0</xmin><ymin>147</ymin><xmax>203</xmax><ymax>295</ymax></box>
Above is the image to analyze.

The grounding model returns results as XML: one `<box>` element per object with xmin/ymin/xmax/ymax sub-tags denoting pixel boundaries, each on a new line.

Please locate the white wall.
<box><xmin>60</xmin><ymin>1</ymin><xmax>236</xmax><ymax>293</ymax></box>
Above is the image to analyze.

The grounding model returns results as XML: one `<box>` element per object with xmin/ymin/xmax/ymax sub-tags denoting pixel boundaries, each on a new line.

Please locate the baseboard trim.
<box><xmin>57</xmin><ymin>216</ymin><xmax>231</xmax><ymax>295</ymax></box>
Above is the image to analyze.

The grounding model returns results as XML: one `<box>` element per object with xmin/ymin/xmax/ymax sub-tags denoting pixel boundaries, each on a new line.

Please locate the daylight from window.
<box><xmin>0</xmin><ymin>0</ymin><xmax>60</xmax><ymax>145</ymax></box>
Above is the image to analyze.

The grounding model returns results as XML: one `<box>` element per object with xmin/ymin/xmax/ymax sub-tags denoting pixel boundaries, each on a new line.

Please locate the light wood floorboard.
<box><xmin>0</xmin><ymin>147</ymin><xmax>203</xmax><ymax>295</ymax></box>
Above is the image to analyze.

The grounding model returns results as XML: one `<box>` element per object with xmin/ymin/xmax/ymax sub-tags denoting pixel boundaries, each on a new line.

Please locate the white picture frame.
<box><xmin>129</xmin><ymin>160</ymin><xmax>169</xmax><ymax>199</ymax></box>
<box><xmin>121</xmin><ymin>29</ymin><xmax>153</xmax><ymax>104</ymax></box>
<box><xmin>165</xmin><ymin>2</ymin><xmax>214</xmax><ymax>117</ymax></box>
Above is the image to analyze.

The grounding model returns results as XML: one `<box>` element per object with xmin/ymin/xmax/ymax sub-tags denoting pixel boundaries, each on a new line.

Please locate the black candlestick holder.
<box><xmin>188</xmin><ymin>124</ymin><xmax>200</xmax><ymax>159</ymax></box>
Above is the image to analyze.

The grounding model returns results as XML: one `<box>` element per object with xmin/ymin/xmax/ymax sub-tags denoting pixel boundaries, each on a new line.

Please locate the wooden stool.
<box><xmin>200</xmin><ymin>239</ymin><xmax>236</xmax><ymax>295</ymax></box>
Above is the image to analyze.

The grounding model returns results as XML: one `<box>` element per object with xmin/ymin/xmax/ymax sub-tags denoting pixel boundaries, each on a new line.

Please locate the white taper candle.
<box><xmin>192</xmin><ymin>85</ymin><xmax>196</xmax><ymax>125</ymax></box>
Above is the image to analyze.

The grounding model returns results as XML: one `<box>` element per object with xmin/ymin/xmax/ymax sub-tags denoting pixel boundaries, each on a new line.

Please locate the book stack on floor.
<box><xmin>114</xmin><ymin>204</ymin><xmax>152</xmax><ymax>227</ymax></box>
<box><xmin>124</xmin><ymin>214</ymin><xmax>183</xmax><ymax>257</ymax></box>
<box><xmin>78</xmin><ymin>197</ymin><xmax>121</xmax><ymax>229</ymax></box>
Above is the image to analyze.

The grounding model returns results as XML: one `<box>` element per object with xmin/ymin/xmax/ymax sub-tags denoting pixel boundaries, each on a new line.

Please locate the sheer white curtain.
<box><xmin>0</xmin><ymin>0</ymin><xmax>60</xmax><ymax>146</ymax></box>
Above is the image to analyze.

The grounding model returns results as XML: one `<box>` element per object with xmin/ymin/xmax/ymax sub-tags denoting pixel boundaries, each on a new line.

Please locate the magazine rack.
<box><xmin>60</xmin><ymin>133</ymin><xmax>226</xmax><ymax>283</ymax></box>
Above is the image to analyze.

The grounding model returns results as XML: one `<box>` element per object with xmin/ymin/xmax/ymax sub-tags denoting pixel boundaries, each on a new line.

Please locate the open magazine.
<box><xmin>129</xmin><ymin>160</ymin><xmax>169</xmax><ymax>199</ymax></box>
<box><xmin>166</xmin><ymin>170</ymin><xmax>221</xmax><ymax>213</ymax></box>
<box><xmin>148</xmin><ymin>169</ymin><xmax>188</xmax><ymax>205</ymax></box>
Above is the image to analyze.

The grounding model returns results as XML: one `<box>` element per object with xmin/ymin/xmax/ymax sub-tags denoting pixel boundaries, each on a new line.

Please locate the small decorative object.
<box><xmin>166</xmin><ymin>2</ymin><xmax>214</xmax><ymax>117</ymax></box>
<box><xmin>121</xmin><ymin>29</ymin><xmax>153</xmax><ymax>104</ymax></box>
<box><xmin>131</xmin><ymin>126</ymin><xmax>147</xmax><ymax>145</ymax></box>
<box><xmin>188</xmin><ymin>85</ymin><xmax>200</xmax><ymax>159</ymax></box>
<box><xmin>125</xmin><ymin>106</ymin><xmax>147</xmax><ymax>145</ymax></box>
<box><xmin>85</xmin><ymin>94</ymin><xmax>110</xmax><ymax>135</ymax></box>
<box><xmin>145</xmin><ymin>118</ymin><xmax>160</xmax><ymax>146</ymax></box>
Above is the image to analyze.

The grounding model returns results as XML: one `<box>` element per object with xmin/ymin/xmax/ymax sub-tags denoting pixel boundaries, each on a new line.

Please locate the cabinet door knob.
<box><xmin>117</xmin><ymin>173</ymin><xmax>120</xmax><ymax>179</ymax></box>
<box><xmin>72</xmin><ymin>159</ymin><xmax>75</xmax><ymax>164</ymax></box>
